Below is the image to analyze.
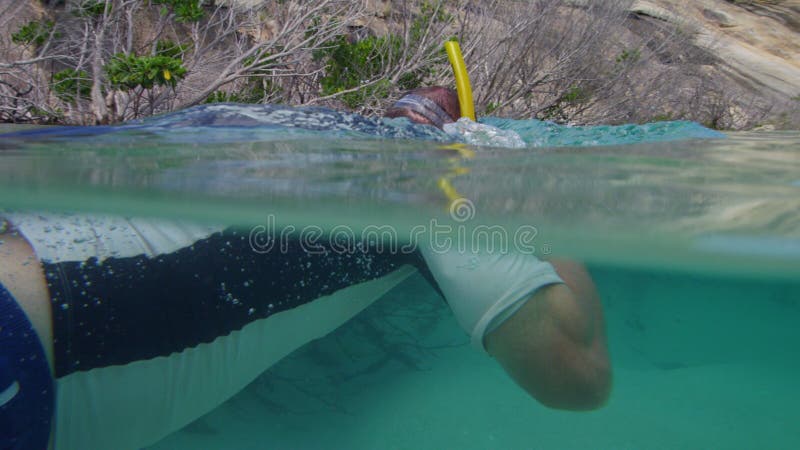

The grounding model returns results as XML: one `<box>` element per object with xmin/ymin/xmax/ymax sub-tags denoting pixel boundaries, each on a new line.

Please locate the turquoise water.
<box><xmin>1</xmin><ymin>107</ymin><xmax>796</xmax><ymax>279</ymax></box>
<box><xmin>150</xmin><ymin>269</ymin><xmax>800</xmax><ymax>449</ymax></box>
<box><xmin>1</xmin><ymin>106</ymin><xmax>799</xmax><ymax>449</ymax></box>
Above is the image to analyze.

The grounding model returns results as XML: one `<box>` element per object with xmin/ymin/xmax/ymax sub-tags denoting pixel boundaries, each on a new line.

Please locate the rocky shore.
<box><xmin>1</xmin><ymin>0</ymin><xmax>798</xmax><ymax>129</ymax></box>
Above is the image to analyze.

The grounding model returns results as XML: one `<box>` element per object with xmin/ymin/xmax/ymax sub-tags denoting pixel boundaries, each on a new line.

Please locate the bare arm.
<box><xmin>484</xmin><ymin>260</ymin><xmax>611</xmax><ymax>410</ymax></box>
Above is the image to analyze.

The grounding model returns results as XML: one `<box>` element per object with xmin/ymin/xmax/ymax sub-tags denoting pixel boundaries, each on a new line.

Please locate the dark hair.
<box><xmin>384</xmin><ymin>86</ymin><xmax>460</xmax><ymax>127</ymax></box>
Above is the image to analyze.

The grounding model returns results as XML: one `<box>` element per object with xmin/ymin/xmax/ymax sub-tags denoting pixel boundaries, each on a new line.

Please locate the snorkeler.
<box><xmin>0</xmin><ymin>90</ymin><xmax>610</xmax><ymax>450</ymax></box>
<box><xmin>388</xmin><ymin>85</ymin><xmax>611</xmax><ymax>405</ymax></box>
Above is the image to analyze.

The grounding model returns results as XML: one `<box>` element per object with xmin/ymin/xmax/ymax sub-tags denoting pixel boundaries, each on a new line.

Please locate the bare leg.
<box><xmin>485</xmin><ymin>261</ymin><xmax>611</xmax><ymax>410</ymax></box>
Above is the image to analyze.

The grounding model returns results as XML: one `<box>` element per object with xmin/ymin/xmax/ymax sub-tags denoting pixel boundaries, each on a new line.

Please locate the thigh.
<box><xmin>0</xmin><ymin>229</ymin><xmax>54</xmax><ymax>368</ymax></box>
<box><xmin>0</xmin><ymin>226</ymin><xmax>55</xmax><ymax>449</ymax></box>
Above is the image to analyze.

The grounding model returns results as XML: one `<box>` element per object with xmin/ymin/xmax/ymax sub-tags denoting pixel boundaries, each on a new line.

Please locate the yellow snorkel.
<box><xmin>444</xmin><ymin>40</ymin><xmax>476</xmax><ymax>121</ymax></box>
<box><xmin>436</xmin><ymin>41</ymin><xmax>476</xmax><ymax>208</ymax></box>
<box><xmin>436</xmin><ymin>41</ymin><xmax>475</xmax><ymax>207</ymax></box>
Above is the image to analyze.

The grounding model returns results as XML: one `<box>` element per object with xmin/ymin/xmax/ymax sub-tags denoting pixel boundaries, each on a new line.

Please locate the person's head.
<box><xmin>384</xmin><ymin>86</ymin><xmax>460</xmax><ymax>129</ymax></box>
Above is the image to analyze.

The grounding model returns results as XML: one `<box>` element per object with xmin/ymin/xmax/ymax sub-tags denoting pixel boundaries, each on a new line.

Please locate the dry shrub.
<box><xmin>459</xmin><ymin>0</ymin><xmax>639</xmax><ymax>121</ymax></box>
<box><xmin>1</xmin><ymin>0</ymin><xmax>795</xmax><ymax>128</ymax></box>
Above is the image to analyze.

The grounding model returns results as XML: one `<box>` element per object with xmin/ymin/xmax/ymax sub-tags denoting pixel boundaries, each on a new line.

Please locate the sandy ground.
<box><xmin>149</xmin><ymin>269</ymin><xmax>800</xmax><ymax>450</ymax></box>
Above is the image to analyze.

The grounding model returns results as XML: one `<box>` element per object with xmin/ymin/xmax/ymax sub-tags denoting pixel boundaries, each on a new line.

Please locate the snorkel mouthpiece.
<box><xmin>444</xmin><ymin>41</ymin><xmax>476</xmax><ymax>121</ymax></box>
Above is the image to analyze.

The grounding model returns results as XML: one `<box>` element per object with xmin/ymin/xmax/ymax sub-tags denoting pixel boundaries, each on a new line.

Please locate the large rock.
<box><xmin>636</xmin><ymin>0</ymin><xmax>800</xmax><ymax>100</ymax></box>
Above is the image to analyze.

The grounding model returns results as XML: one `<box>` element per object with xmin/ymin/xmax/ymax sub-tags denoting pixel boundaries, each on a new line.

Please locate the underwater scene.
<box><xmin>1</xmin><ymin>105</ymin><xmax>799</xmax><ymax>449</ymax></box>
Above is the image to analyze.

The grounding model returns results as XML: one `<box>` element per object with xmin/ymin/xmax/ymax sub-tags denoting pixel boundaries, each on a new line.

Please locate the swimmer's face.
<box><xmin>385</xmin><ymin>109</ymin><xmax>440</xmax><ymax>127</ymax></box>
<box><xmin>384</xmin><ymin>87</ymin><xmax>460</xmax><ymax>130</ymax></box>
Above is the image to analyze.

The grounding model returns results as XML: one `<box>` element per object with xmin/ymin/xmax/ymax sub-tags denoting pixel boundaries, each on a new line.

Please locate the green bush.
<box><xmin>204</xmin><ymin>55</ymin><xmax>282</xmax><ymax>104</ymax></box>
<box><xmin>562</xmin><ymin>85</ymin><xmax>588</xmax><ymax>104</ymax></box>
<box><xmin>411</xmin><ymin>1</ymin><xmax>452</xmax><ymax>43</ymax></box>
<box><xmin>52</xmin><ymin>69</ymin><xmax>92</xmax><ymax>102</ymax></box>
<box><xmin>204</xmin><ymin>76</ymin><xmax>282</xmax><ymax>104</ymax></box>
<box><xmin>73</xmin><ymin>0</ymin><xmax>108</xmax><ymax>18</ymax></box>
<box><xmin>155</xmin><ymin>40</ymin><xmax>188</xmax><ymax>59</ymax></box>
<box><xmin>204</xmin><ymin>91</ymin><xmax>238</xmax><ymax>103</ymax></box>
<box><xmin>317</xmin><ymin>35</ymin><xmax>395</xmax><ymax>108</ymax></box>
<box><xmin>616</xmin><ymin>48</ymin><xmax>641</xmax><ymax>64</ymax></box>
<box><xmin>151</xmin><ymin>0</ymin><xmax>204</xmax><ymax>23</ymax></box>
<box><xmin>11</xmin><ymin>20</ymin><xmax>56</xmax><ymax>47</ymax></box>
<box><xmin>105</xmin><ymin>53</ymin><xmax>187</xmax><ymax>90</ymax></box>
<box><xmin>316</xmin><ymin>33</ymin><xmax>432</xmax><ymax>109</ymax></box>
<box><xmin>314</xmin><ymin>1</ymin><xmax>449</xmax><ymax>109</ymax></box>
<box><xmin>203</xmin><ymin>85</ymin><xmax>274</xmax><ymax>104</ymax></box>
<box><xmin>538</xmin><ymin>85</ymin><xmax>592</xmax><ymax>121</ymax></box>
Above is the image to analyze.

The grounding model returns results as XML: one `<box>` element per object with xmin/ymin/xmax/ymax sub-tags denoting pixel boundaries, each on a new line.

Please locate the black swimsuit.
<box><xmin>43</xmin><ymin>226</ymin><xmax>428</xmax><ymax>377</ymax></box>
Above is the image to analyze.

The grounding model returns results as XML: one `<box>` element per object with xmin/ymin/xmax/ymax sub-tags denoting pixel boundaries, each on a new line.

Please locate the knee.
<box><xmin>537</xmin><ymin>346</ymin><xmax>612</xmax><ymax>411</ymax></box>
<box><xmin>486</xmin><ymin>283</ymin><xmax>612</xmax><ymax>411</ymax></box>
